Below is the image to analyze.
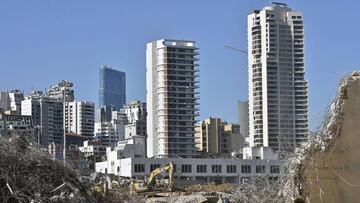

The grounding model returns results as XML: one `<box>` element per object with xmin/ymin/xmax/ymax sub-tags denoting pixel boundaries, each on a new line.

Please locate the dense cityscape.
<box><xmin>0</xmin><ymin>2</ymin><xmax>359</xmax><ymax>203</ymax></box>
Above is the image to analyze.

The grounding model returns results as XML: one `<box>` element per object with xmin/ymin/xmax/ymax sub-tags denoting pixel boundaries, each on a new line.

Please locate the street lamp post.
<box><xmin>58</xmin><ymin>80</ymin><xmax>73</xmax><ymax>165</ymax></box>
<box><xmin>34</xmin><ymin>125</ymin><xmax>43</xmax><ymax>148</ymax></box>
<box><xmin>63</xmin><ymin>88</ymin><xmax>66</xmax><ymax>164</ymax></box>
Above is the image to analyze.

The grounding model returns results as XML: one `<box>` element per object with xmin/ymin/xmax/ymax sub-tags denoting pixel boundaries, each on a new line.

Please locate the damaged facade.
<box><xmin>291</xmin><ymin>72</ymin><xmax>360</xmax><ymax>202</ymax></box>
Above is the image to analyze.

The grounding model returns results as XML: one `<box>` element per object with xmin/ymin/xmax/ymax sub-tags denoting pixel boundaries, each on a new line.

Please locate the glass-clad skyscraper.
<box><xmin>99</xmin><ymin>66</ymin><xmax>126</xmax><ymax>110</ymax></box>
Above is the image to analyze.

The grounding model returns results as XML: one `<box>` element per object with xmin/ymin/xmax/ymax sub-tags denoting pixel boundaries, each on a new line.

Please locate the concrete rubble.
<box><xmin>279</xmin><ymin>71</ymin><xmax>360</xmax><ymax>202</ymax></box>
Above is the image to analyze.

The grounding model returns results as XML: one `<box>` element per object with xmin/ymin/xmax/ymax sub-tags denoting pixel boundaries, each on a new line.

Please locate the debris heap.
<box><xmin>290</xmin><ymin>71</ymin><xmax>360</xmax><ymax>202</ymax></box>
<box><xmin>0</xmin><ymin>135</ymin><xmax>93</xmax><ymax>202</ymax></box>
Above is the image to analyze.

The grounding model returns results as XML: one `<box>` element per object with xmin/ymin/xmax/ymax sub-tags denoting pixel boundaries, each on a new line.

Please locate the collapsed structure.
<box><xmin>233</xmin><ymin>71</ymin><xmax>360</xmax><ymax>202</ymax></box>
<box><xmin>289</xmin><ymin>71</ymin><xmax>360</xmax><ymax>202</ymax></box>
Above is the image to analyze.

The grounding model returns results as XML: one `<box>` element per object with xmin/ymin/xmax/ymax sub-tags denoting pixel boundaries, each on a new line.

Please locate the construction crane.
<box><xmin>224</xmin><ymin>45</ymin><xmax>248</xmax><ymax>55</ymax></box>
<box><xmin>130</xmin><ymin>162</ymin><xmax>175</xmax><ymax>193</ymax></box>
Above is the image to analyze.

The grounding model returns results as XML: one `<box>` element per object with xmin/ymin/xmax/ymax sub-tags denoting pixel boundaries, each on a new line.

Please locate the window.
<box><xmin>197</xmin><ymin>165</ymin><xmax>207</xmax><ymax>173</ymax></box>
<box><xmin>227</xmin><ymin>165</ymin><xmax>237</xmax><ymax>173</ymax></box>
<box><xmin>212</xmin><ymin>165</ymin><xmax>222</xmax><ymax>173</ymax></box>
<box><xmin>150</xmin><ymin>164</ymin><xmax>161</xmax><ymax>171</ymax></box>
<box><xmin>241</xmin><ymin>165</ymin><xmax>251</xmax><ymax>173</ymax></box>
<box><xmin>256</xmin><ymin>165</ymin><xmax>266</xmax><ymax>173</ymax></box>
<box><xmin>270</xmin><ymin>165</ymin><xmax>280</xmax><ymax>174</ymax></box>
<box><xmin>181</xmin><ymin>164</ymin><xmax>192</xmax><ymax>173</ymax></box>
<box><xmin>134</xmin><ymin>164</ymin><xmax>145</xmax><ymax>173</ymax></box>
<box><xmin>117</xmin><ymin>166</ymin><xmax>120</xmax><ymax>172</ymax></box>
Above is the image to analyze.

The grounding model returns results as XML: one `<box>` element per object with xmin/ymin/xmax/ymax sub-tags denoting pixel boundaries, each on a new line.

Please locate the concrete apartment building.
<box><xmin>47</xmin><ymin>83</ymin><xmax>75</xmax><ymax>102</ymax></box>
<box><xmin>248</xmin><ymin>2</ymin><xmax>309</xmax><ymax>153</ymax></box>
<box><xmin>195</xmin><ymin>118</ymin><xmax>222</xmax><ymax>155</ymax></box>
<box><xmin>94</xmin><ymin>110</ymin><xmax>127</xmax><ymax>145</ymax></box>
<box><xmin>95</xmin><ymin>105</ymin><xmax>114</xmax><ymax>123</ymax></box>
<box><xmin>94</xmin><ymin>122</ymin><xmax>124</xmax><ymax>146</ymax></box>
<box><xmin>146</xmin><ymin>39</ymin><xmax>199</xmax><ymax>158</ymax></box>
<box><xmin>195</xmin><ymin>118</ymin><xmax>244</xmax><ymax>155</ymax></box>
<box><xmin>0</xmin><ymin>113</ymin><xmax>33</xmax><ymax>136</ymax></box>
<box><xmin>237</xmin><ymin>100</ymin><xmax>249</xmax><ymax>138</ymax></box>
<box><xmin>66</xmin><ymin>101</ymin><xmax>95</xmax><ymax>138</ymax></box>
<box><xmin>0</xmin><ymin>90</ymin><xmax>24</xmax><ymax>114</ymax></box>
<box><xmin>8</xmin><ymin>90</ymin><xmax>24</xmax><ymax>115</ymax></box>
<box><xmin>21</xmin><ymin>91</ymin><xmax>64</xmax><ymax>145</ymax></box>
<box><xmin>0</xmin><ymin>92</ymin><xmax>11</xmax><ymax>113</ymax></box>
<box><xmin>222</xmin><ymin>123</ymin><xmax>243</xmax><ymax>154</ymax></box>
<box><xmin>123</xmin><ymin>100</ymin><xmax>147</xmax><ymax>139</ymax></box>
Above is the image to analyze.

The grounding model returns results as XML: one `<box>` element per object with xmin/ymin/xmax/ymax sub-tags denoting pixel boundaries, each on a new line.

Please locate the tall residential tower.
<box><xmin>248</xmin><ymin>3</ymin><xmax>308</xmax><ymax>153</ymax></box>
<box><xmin>99</xmin><ymin>66</ymin><xmax>126</xmax><ymax>110</ymax></box>
<box><xmin>146</xmin><ymin>39</ymin><xmax>199</xmax><ymax>158</ymax></box>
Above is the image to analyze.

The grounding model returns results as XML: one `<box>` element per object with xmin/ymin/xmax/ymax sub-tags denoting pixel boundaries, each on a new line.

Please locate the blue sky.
<box><xmin>1</xmin><ymin>0</ymin><xmax>359</xmax><ymax>130</ymax></box>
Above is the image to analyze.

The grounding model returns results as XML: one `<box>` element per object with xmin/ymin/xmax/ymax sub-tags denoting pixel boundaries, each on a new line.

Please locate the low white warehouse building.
<box><xmin>96</xmin><ymin>157</ymin><xmax>284</xmax><ymax>185</ymax></box>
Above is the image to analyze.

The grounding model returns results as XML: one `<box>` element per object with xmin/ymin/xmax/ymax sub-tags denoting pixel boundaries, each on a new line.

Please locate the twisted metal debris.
<box><xmin>0</xmin><ymin>135</ymin><xmax>94</xmax><ymax>202</ymax></box>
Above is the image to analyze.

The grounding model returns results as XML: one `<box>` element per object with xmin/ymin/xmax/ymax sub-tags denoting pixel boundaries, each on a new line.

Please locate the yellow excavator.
<box><xmin>130</xmin><ymin>162</ymin><xmax>174</xmax><ymax>193</ymax></box>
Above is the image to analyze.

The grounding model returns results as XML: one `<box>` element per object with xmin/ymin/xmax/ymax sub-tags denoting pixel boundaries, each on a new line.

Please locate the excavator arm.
<box><xmin>130</xmin><ymin>162</ymin><xmax>175</xmax><ymax>193</ymax></box>
<box><xmin>147</xmin><ymin>162</ymin><xmax>174</xmax><ymax>191</ymax></box>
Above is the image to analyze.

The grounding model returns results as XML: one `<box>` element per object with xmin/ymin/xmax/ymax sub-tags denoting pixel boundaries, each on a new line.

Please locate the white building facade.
<box><xmin>79</xmin><ymin>140</ymin><xmax>107</xmax><ymax>158</ymax></box>
<box><xmin>66</xmin><ymin>101</ymin><xmax>95</xmax><ymax>138</ymax></box>
<box><xmin>248</xmin><ymin>3</ymin><xmax>308</xmax><ymax>153</ymax></box>
<box><xmin>9</xmin><ymin>90</ymin><xmax>24</xmax><ymax>115</ymax></box>
<box><xmin>146</xmin><ymin>39</ymin><xmax>199</xmax><ymax>158</ymax></box>
<box><xmin>94</xmin><ymin>122</ymin><xmax>125</xmax><ymax>146</ymax></box>
<box><xmin>96</xmin><ymin>156</ymin><xmax>283</xmax><ymax>185</ymax></box>
<box><xmin>123</xmin><ymin>101</ymin><xmax>146</xmax><ymax>141</ymax></box>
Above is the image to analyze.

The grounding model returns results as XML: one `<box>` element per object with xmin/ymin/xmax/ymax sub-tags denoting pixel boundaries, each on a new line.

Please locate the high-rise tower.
<box><xmin>146</xmin><ymin>39</ymin><xmax>200</xmax><ymax>158</ymax></box>
<box><xmin>248</xmin><ymin>3</ymin><xmax>308</xmax><ymax>152</ymax></box>
<box><xmin>99</xmin><ymin>66</ymin><xmax>126</xmax><ymax>110</ymax></box>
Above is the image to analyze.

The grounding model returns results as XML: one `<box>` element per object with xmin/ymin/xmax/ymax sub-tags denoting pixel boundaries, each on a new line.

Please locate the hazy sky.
<box><xmin>1</xmin><ymin>0</ymin><xmax>359</xmax><ymax>130</ymax></box>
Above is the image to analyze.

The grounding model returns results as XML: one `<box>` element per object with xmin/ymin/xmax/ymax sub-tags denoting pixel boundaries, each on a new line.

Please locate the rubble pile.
<box><xmin>185</xmin><ymin>183</ymin><xmax>234</xmax><ymax>193</ymax></box>
<box><xmin>284</xmin><ymin>71</ymin><xmax>360</xmax><ymax>200</ymax></box>
<box><xmin>0</xmin><ymin>135</ymin><xmax>94</xmax><ymax>202</ymax></box>
<box><xmin>230</xmin><ymin>176</ymin><xmax>287</xmax><ymax>202</ymax></box>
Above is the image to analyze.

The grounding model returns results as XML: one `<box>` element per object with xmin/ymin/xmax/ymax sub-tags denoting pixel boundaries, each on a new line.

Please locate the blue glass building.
<box><xmin>99</xmin><ymin>66</ymin><xmax>126</xmax><ymax>110</ymax></box>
